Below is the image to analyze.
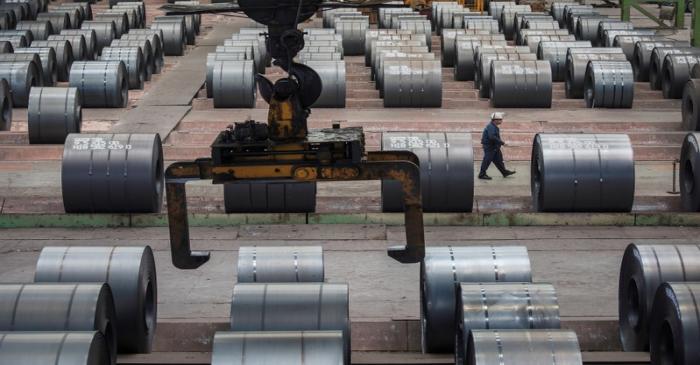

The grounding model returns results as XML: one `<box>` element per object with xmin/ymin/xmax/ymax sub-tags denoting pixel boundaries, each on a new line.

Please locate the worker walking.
<box><xmin>479</xmin><ymin>112</ymin><xmax>516</xmax><ymax>180</ymax></box>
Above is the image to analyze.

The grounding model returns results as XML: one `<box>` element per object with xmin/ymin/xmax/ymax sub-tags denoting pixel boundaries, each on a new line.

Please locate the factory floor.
<box><xmin>0</xmin><ymin>0</ymin><xmax>695</xmax><ymax>363</ymax></box>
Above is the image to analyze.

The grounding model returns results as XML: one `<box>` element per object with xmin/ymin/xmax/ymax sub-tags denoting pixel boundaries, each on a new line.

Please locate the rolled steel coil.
<box><xmin>303</xmin><ymin>28</ymin><xmax>335</xmax><ymax>35</ymax></box>
<box><xmin>380</xmin><ymin>132</ymin><xmax>472</xmax><ymax>211</ymax></box>
<box><xmin>382</xmin><ymin>59</ymin><xmax>441</xmax><ymax>108</ymax></box>
<box><xmin>364</xmin><ymin>29</ymin><xmax>413</xmax><ymax>65</ymax></box>
<box><xmin>399</xmin><ymin>20</ymin><xmax>431</xmax><ymax>51</ymax></box>
<box><xmin>305</xmin><ymin>40</ymin><xmax>344</xmax><ymax>55</ymax></box>
<box><xmin>513</xmin><ymin>13</ymin><xmax>552</xmax><ymax>38</ymax></box>
<box><xmin>649</xmin><ymin>282</ymin><xmax>700</xmax><ymax>365</ymax></box>
<box><xmin>100</xmin><ymin>47</ymin><xmax>144</xmax><ymax>89</ymax></box>
<box><xmin>0</xmin><ymin>53</ymin><xmax>43</xmax><ymax>86</ymax></box>
<box><xmin>0</xmin><ymin>4</ymin><xmax>24</xmax><ymax>24</ymax></box>
<box><xmin>151</xmin><ymin>20</ymin><xmax>184</xmax><ymax>56</ymax></box>
<box><xmin>212</xmin><ymin>60</ymin><xmax>255</xmax><ymax>108</ymax></box>
<box><xmin>62</xmin><ymin>29</ymin><xmax>98</xmax><ymax>60</ymax></box>
<box><xmin>564</xmin><ymin>5</ymin><xmax>597</xmax><ymax>29</ymax></box>
<box><xmin>206</xmin><ymin>51</ymin><xmax>249</xmax><ymax>98</ymax></box>
<box><xmin>103</xmin><ymin>8</ymin><xmax>137</xmax><ymax>30</ymax></box>
<box><xmin>568</xmin><ymin>14</ymin><xmax>602</xmax><ymax>35</ymax></box>
<box><xmin>27</xmin><ymin>87</ymin><xmax>81</xmax><ymax>143</ymax></box>
<box><xmin>0</xmin><ymin>29</ymin><xmax>32</xmax><ymax>44</ymax></box>
<box><xmin>450</xmin><ymin>11</ymin><xmax>474</xmax><ymax>29</ymax></box>
<box><xmin>0</xmin><ymin>283</ymin><xmax>116</xmax><ymax>364</ymax></box>
<box><xmin>466</xmin><ymin>18</ymin><xmax>499</xmax><ymax>33</ymax></box>
<box><xmin>537</xmin><ymin>41</ymin><xmax>591</xmax><ymax>81</ymax></box>
<box><xmin>156</xmin><ymin>15</ymin><xmax>194</xmax><ymax>45</ymax></box>
<box><xmin>0</xmin><ymin>41</ymin><xmax>12</xmax><ymax>53</ymax></box>
<box><xmin>223</xmin><ymin>39</ymin><xmax>266</xmax><ymax>74</ymax></box>
<box><xmin>230</xmin><ymin>283</ymin><xmax>349</xmax><ymax>362</ymax></box>
<box><xmin>14</xmin><ymin>47</ymin><xmax>57</xmax><ymax>85</ymax></box>
<box><xmin>223</xmin><ymin>182</ymin><xmax>317</xmax><ymax>213</ymax></box>
<box><xmin>9</xmin><ymin>0</ymin><xmax>38</xmax><ymax>19</ymax></box>
<box><xmin>61</xmin><ymin>134</ymin><xmax>163</xmax><ymax>213</ymax></box>
<box><xmin>121</xmin><ymin>33</ymin><xmax>163</xmax><ymax>73</ymax></box>
<box><xmin>523</xmin><ymin>19</ymin><xmax>559</xmax><ymax>30</ymax></box>
<box><xmin>68</xmin><ymin>61</ymin><xmax>127</xmax><ymax>107</ymax></box>
<box><xmin>212</xmin><ymin>331</ymin><xmax>344</xmax><ymax>365</ymax></box>
<box><xmin>53</xmin><ymin>8</ymin><xmax>80</xmax><ymax>29</ymax></box>
<box><xmin>110</xmin><ymin>39</ymin><xmax>153</xmax><ymax>80</ymax></box>
<box><xmin>94</xmin><ymin>13</ymin><xmax>128</xmax><ymax>37</ymax></box>
<box><xmin>329</xmin><ymin>9</ymin><xmax>361</xmax><ymax>29</ymax></box>
<box><xmin>467</xmin><ymin>330</ymin><xmax>582</xmax><ymax>365</ymax></box>
<box><xmin>438</xmin><ymin>5</ymin><xmax>462</xmax><ymax>34</ymax></box>
<box><xmin>597</xmin><ymin>20</ymin><xmax>634</xmax><ymax>43</ymax></box>
<box><xmin>369</xmin><ymin>35</ymin><xmax>425</xmax><ymax>69</ymax></box>
<box><xmin>30</xmin><ymin>39</ymin><xmax>73</xmax><ymax>81</ymax></box>
<box><xmin>36</xmin><ymin>11</ymin><xmax>71</xmax><ymax>32</ymax></box>
<box><xmin>300</xmin><ymin>60</ymin><xmax>345</xmax><ymax>107</ymax></box>
<box><xmin>296</xmin><ymin>52</ymin><xmax>342</xmax><ymax>62</ymax></box>
<box><xmin>661</xmin><ymin>54</ymin><xmax>700</xmax><ymax>99</ymax></box>
<box><xmin>0</xmin><ymin>61</ymin><xmax>40</xmax><ymax>106</ymax></box>
<box><xmin>173</xmin><ymin>1</ymin><xmax>200</xmax><ymax>32</ymax></box>
<box><xmin>683</xmin><ymin>80</ymin><xmax>700</xmax><ymax>131</ymax></box>
<box><xmin>612</xmin><ymin>35</ymin><xmax>659</xmax><ymax>62</ymax></box>
<box><xmin>584</xmin><ymin>60</ymin><xmax>634</xmax><ymax>108</ymax></box>
<box><xmin>431</xmin><ymin>3</ymin><xmax>459</xmax><ymax>30</ymax></box>
<box><xmin>632</xmin><ymin>41</ymin><xmax>688</xmax><ymax>81</ymax></box>
<box><xmin>81</xmin><ymin>21</ymin><xmax>116</xmax><ymax>55</ymax></box>
<box><xmin>0</xmin><ymin>79</ymin><xmax>10</xmax><ymax>131</ymax></box>
<box><xmin>35</xmin><ymin>246</ymin><xmax>158</xmax><ymax>353</ymax></box>
<box><xmin>454</xmin><ymin>39</ymin><xmax>508</xmax><ymax>81</ymax></box>
<box><xmin>16</xmin><ymin>20</ymin><xmax>51</xmax><ymax>40</ymax></box>
<box><xmin>575</xmin><ymin>16</ymin><xmax>605</xmax><ymax>42</ymax></box>
<box><xmin>490</xmin><ymin>60</ymin><xmax>552</xmax><ymax>107</ymax></box>
<box><xmin>0</xmin><ymin>332</ymin><xmax>110</xmax><ymax>365</ymax></box>
<box><xmin>524</xmin><ymin>34</ymin><xmax>576</xmax><ymax>53</ymax></box>
<box><xmin>113</xmin><ymin>2</ymin><xmax>143</xmax><ymax>26</ymax></box>
<box><xmin>516</xmin><ymin>28</ymin><xmax>569</xmax><ymax>46</ymax></box>
<box><xmin>421</xmin><ymin>246</ymin><xmax>532</xmax><ymax>353</ymax></box>
<box><xmin>376</xmin><ymin>52</ymin><xmax>434</xmax><ymax>94</ymax></box>
<box><xmin>389</xmin><ymin>13</ymin><xmax>423</xmax><ymax>29</ymax></box>
<box><xmin>48</xmin><ymin>34</ymin><xmax>87</xmax><ymax>61</ymax></box>
<box><xmin>490</xmin><ymin>1</ymin><xmax>516</xmax><ymax>20</ymax></box>
<box><xmin>565</xmin><ymin>47</ymin><xmax>626</xmax><ymax>98</ymax></box>
<box><xmin>649</xmin><ymin>47</ymin><xmax>700</xmax><ymax>90</ymax></box>
<box><xmin>0</xmin><ymin>35</ymin><xmax>27</xmax><ymax>49</ymax></box>
<box><xmin>231</xmin><ymin>33</ymin><xmax>267</xmax><ymax>67</ymax></box>
<box><xmin>0</xmin><ymin>8</ymin><xmax>18</xmax><ymax>29</ymax></box>
<box><xmin>441</xmin><ymin>28</ymin><xmax>466</xmax><ymax>67</ymax></box>
<box><xmin>455</xmin><ymin>283</ymin><xmax>560</xmax><ymax>364</ymax></box>
<box><xmin>478</xmin><ymin>53</ymin><xmax>537</xmax><ymax>97</ymax></box>
<box><xmin>474</xmin><ymin>45</ymin><xmax>531</xmax><ymax>85</ymax></box>
<box><xmin>334</xmin><ymin>19</ymin><xmax>367</xmax><ymax>56</ymax></box>
<box><xmin>370</xmin><ymin>40</ymin><xmax>426</xmax><ymax>71</ymax></box>
<box><xmin>602</xmin><ymin>29</ymin><xmax>655</xmax><ymax>48</ymax></box>
<box><xmin>500</xmin><ymin>8</ymin><xmax>531</xmax><ymax>39</ymax></box>
<box><xmin>237</xmin><ymin>246</ymin><xmax>324</xmax><ymax>283</ymax></box>
<box><xmin>680</xmin><ymin>133</ymin><xmax>700</xmax><ymax>210</ymax></box>
<box><xmin>531</xmin><ymin>133</ymin><xmax>634</xmax><ymax>212</ymax></box>
<box><xmin>618</xmin><ymin>244</ymin><xmax>700</xmax><ymax>352</ymax></box>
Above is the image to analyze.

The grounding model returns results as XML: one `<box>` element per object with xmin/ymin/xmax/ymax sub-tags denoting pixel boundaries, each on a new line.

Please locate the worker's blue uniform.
<box><xmin>480</xmin><ymin>121</ymin><xmax>507</xmax><ymax>176</ymax></box>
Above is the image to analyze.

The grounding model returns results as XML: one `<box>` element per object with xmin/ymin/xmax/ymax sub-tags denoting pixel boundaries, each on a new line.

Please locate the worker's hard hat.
<box><xmin>490</xmin><ymin>112</ymin><xmax>505</xmax><ymax>120</ymax></box>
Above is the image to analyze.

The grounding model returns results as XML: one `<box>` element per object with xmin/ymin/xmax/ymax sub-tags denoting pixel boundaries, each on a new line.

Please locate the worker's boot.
<box><xmin>478</xmin><ymin>173</ymin><xmax>492</xmax><ymax>180</ymax></box>
<box><xmin>502</xmin><ymin>170</ymin><xmax>516</xmax><ymax>177</ymax></box>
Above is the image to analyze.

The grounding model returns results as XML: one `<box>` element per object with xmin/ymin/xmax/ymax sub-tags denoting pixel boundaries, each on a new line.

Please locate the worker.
<box><xmin>479</xmin><ymin>112</ymin><xmax>516</xmax><ymax>180</ymax></box>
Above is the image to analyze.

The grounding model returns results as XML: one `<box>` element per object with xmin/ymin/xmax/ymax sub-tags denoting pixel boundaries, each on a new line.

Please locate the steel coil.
<box><xmin>437</xmin><ymin>5</ymin><xmax>462</xmax><ymax>34</ymax></box>
<box><xmin>113</xmin><ymin>2</ymin><xmax>143</xmax><ymax>26</ymax></box>
<box><xmin>296</xmin><ymin>52</ymin><xmax>342</xmax><ymax>62</ymax></box>
<box><xmin>223</xmin><ymin>182</ymin><xmax>316</xmax><ymax>213</ymax></box>
<box><xmin>52</xmin><ymin>7</ymin><xmax>80</xmax><ymax>29</ymax></box>
<box><xmin>473</xmin><ymin>45</ymin><xmax>530</xmax><ymax>85</ymax></box>
<box><xmin>0</xmin><ymin>35</ymin><xmax>27</xmax><ymax>49</ymax></box>
<box><xmin>490</xmin><ymin>1</ymin><xmax>516</xmax><ymax>20</ymax></box>
<box><xmin>382</xmin><ymin>59</ymin><xmax>441</xmax><ymax>107</ymax></box>
<box><xmin>0</xmin><ymin>332</ymin><xmax>110</xmax><ymax>365</ymax></box>
<box><xmin>618</xmin><ymin>244</ymin><xmax>700</xmax><ymax>352</ymax></box>
<box><xmin>500</xmin><ymin>8</ymin><xmax>530</xmax><ymax>40</ymax></box>
<box><xmin>121</xmin><ymin>33</ymin><xmax>163</xmax><ymax>73</ymax></box>
<box><xmin>94</xmin><ymin>13</ymin><xmax>127</xmax><ymax>37</ymax></box>
<box><xmin>151</xmin><ymin>20</ymin><xmax>184</xmax><ymax>56</ymax></box>
<box><xmin>516</xmin><ymin>29</ymin><xmax>569</xmax><ymax>46</ymax></box>
<box><xmin>0</xmin><ymin>41</ymin><xmax>12</xmax><ymax>53</ymax></box>
<box><xmin>334</xmin><ymin>19</ymin><xmax>367</xmax><ymax>55</ymax></box>
<box><xmin>10</xmin><ymin>0</ymin><xmax>39</xmax><ymax>18</ymax></box>
<box><xmin>597</xmin><ymin>21</ymin><xmax>634</xmax><ymax>43</ymax></box>
<box><xmin>441</xmin><ymin>28</ymin><xmax>466</xmax><ymax>67</ymax></box>
<box><xmin>100</xmin><ymin>47</ymin><xmax>144</xmax><ymax>89</ymax></box>
<box><xmin>466</xmin><ymin>18</ymin><xmax>499</xmax><ymax>33</ymax></box>
<box><xmin>173</xmin><ymin>2</ymin><xmax>200</xmax><ymax>32</ymax></box>
<box><xmin>0</xmin><ymin>79</ymin><xmax>10</xmax><ymax>131</ymax></box>
<box><xmin>0</xmin><ymin>7</ymin><xmax>18</xmax><ymax>28</ymax></box>
<box><xmin>206</xmin><ymin>51</ymin><xmax>249</xmax><ymax>98</ymax></box>
<box><xmin>680</xmin><ymin>133</ymin><xmax>700</xmax><ymax>210</ymax></box>
<box><xmin>27</xmin><ymin>87</ymin><xmax>81</xmax><ymax>143</ymax></box>
<box><xmin>552</xmin><ymin>2</ymin><xmax>576</xmax><ymax>22</ymax></box>
<box><xmin>513</xmin><ymin>13</ymin><xmax>552</xmax><ymax>39</ymax></box>
<box><xmin>575</xmin><ymin>16</ymin><xmax>605</xmax><ymax>42</ymax></box>
<box><xmin>0</xmin><ymin>4</ymin><xmax>24</xmax><ymax>24</ymax></box>
<box><xmin>0</xmin><ymin>53</ymin><xmax>43</xmax><ymax>87</ymax></box>
<box><xmin>35</xmin><ymin>246</ymin><xmax>157</xmax><ymax>353</ymax></box>
<box><xmin>0</xmin><ymin>61</ymin><xmax>40</xmax><ymax>106</ymax></box>
<box><xmin>649</xmin><ymin>282</ymin><xmax>700</xmax><ymax>365</ymax></box>
<box><xmin>612</xmin><ymin>35</ymin><xmax>658</xmax><ymax>62</ymax></box>
<box><xmin>632</xmin><ymin>41</ymin><xmax>688</xmax><ymax>81</ymax></box>
<box><xmin>61</xmin><ymin>134</ymin><xmax>163</xmax><ymax>213</ymax></box>
<box><xmin>683</xmin><ymin>80</ymin><xmax>700</xmax><ymax>131</ymax></box>
<box><xmin>381</xmin><ymin>132</ymin><xmax>473</xmax><ymax>212</ymax></box>
<box><xmin>467</xmin><ymin>330</ymin><xmax>582</xmax><ymax>365</ymax></box>
<box><xmin>0</xmin><ymin>29</ymin><xmax>32</xmax><ymax>45</ymax></box>
<box><xmin>389</xmin><ymin>13</ymin><xmax>423</xmax><ymax>29</ymax></box>
<box><xmin>454</xmin><ymin>39</ymin><xmax>508</xmax><ymax>81</ymax></box>
<box><xmin>370</xmin><ymin>39</ymin><xmax>426</xmax><ymax>72</ymax></box>
<box><xmin>211</xmin><ymin>60</ymin><xmax>255</xmax><ymax>108</ymax></box>
<box><xmin>36</xmin><ymin>12</ymin><xmax>71</xmax><ymax>33</ymax></box>
<box><xmin>531</xmin><ymin>133</ymin><xmax>635</xmax><ymax>212</ymax></box>
<box><xmin>0</xmin><ymin>283</ymin><xmax>116</xmax><ymax>364</ymax></box>
<box><xmin>212</xmin><ymin>331</ymin><xmax>344</xmax><ymax>365</ymax></box>
<box><xmin>109</xmin><ymin>39</ymin><xmax>152</xmax><ymax>79</ymax></box>
<box><xmin>376</xmin><ymin>51</ymin><xmax>433</xmax><ymax>94</ymax></box>
<box><xmin>364</xmin><ymin>29</ymin><xmax>413</xmax><ymax>65</ymax></box>
<box><xmin>661</xmin><ymin>54</ymin><xmax>700</xmax><ymax>99</ymax></box>
<box><xmin>490</xmin><ymin>60</ymin><xmax>552</xmax><ymax>107</ymax></box>
<box><xmin>524</xmin><ymin>34</ymin><xmax>576</xmax><ymax>53</ymax></box>
<box><xmin>329</xmin><ymin>10</ymin><xmax>361</xmax><ymax>29</ymax></box>
<box><xmin>421</xmin><ymin>246</ymin><xmax>532</xmax><ymax>353</ymax></box>
<box><xmin>48</xmin><ymin>34</ymin><xmax>87</xmax><ymax>61</ymax></box>
<box><xmin>14</xmin><ymin>47</ymin><xmax>57</xmax><ymax>85</ymax></box>
<box><xmin>523</xmin><ymin>19</ymin><xmax>559</xmax><ymax>30</ymax></box>
<box><xmin>103</xmin><ymin>8</ymin><xmax>136</xmax><ymax>31</ymax></box>
<box><xmin>479</xmin><ymin>52</ymin><xmax>537</xmax><ymax>97</ymax></box>
<box><xmin>81</xmin><ymin>21</ymin><xmax>116</xmax><ymax>55</ymax></box>
<box><xmin>69</xmin><ymin>61</ymin><xmax>127</xmax><ymax>107</ymax></box>
<box><xmin>237</xmin><ymin>246</ymin><xmax>324</xmax><ymax>283</ymax></box>
<box><xmin>565</xmin><ymin>47</ymin><xmax>626</xmax><ymax>98</ymax></box>
<box><xmin>232</xmin><ymin>32</ymin><xmax>267</xmax><ymax>66</ymax></box>
<box><xmin>300</xmin><ymin>59</ymin><xmax>345</xmax><ymax>107</ymax></box>
<box><xmin>31</xmin><ymin>39</ymin><xmax>73</xmax><ymax>81</ymax></box>
<box><xmin>398</xmin><ymin>20</ymin><xmax>431</xmax><ymax>50</ymax></box>
<box><xmin>537</xmin><ymin>41</ymin><xmax>591</xmax><ymax>81</ymax></box>
<box><xmin>225</xmin><ymin>38</ymin><xmax>265</xmax><ymax>73</ymax></box>
<box><xmin>603</xmin><ymin>29</ymin><xmax>655</xmax><ymax>48</ymax></box>
<box><xmin>649</xmin><ymin>47</ymin><xmax>700</xmax><ymax>90</ymax></box>
<box><xmin>156</xmin><ymin>15</ymin><xmax>194</xmax><ymax>45</ymax></box>
<box><xmin>455</xmin><ymin>283</ymin><xmax>560</xmax><ymax>364</ymax></box>
<box><xmin>584</xmin><ymin>60</ymin><xmax>634</xmax><ymax>108</ymax></box>
<box><xmin>230</xmin><ymin>283</ymin><xmax>350</xmax><ymax>363</ymax></box>
<box><xmin>564</xmin><ymin>5</ymin><xmax>597</xmax><ymax>30</ymax></box>
<box><xmin>450</xmin><ymin>11</ymin><xmax>474</xmax><ymax>29</ymax></box>
<box><xmin>59</xmin><ymin>30</ymin><xmax>95</xmax><ymax>60</ymax></box>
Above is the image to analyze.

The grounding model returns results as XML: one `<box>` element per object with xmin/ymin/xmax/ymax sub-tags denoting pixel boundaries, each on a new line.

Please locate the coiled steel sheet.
<box><xmin>0</xmin><ymin>332</ymin><xmax>110</xmax><ymax>365</ymax></box>
<box><xmin>523</xmin><ymin>33</ymin><xmax>576</xmax><ymax>53</ymax></box>
<box><xmin>69</xmin><ymin>61</ymin><xmax>127</xmax><ymax>107</ymax></box>
<box><xmin>206</xmin><ymin>51</ymin><xmax>249</xmax><ymax>98</ymax></box>
<box><xmin>121</xmin><ymin>32</ymin><xmax>163</xmax><ymax>73</ymax></box>
<box><xmin>537</xmin><ymin>40</ymin><xmax>591</xmax><ymax>81</ymax></box>
<box><xmin>632</xmin><ymin>41</ymin><xmax>688</xmax><ymax>81</ymax></box>
<box><xmin>100</xmin><ymin>46</ymin><xmax>144</xmax><ymax>89</ymax></box>
<box><xmin>223</xmin><ymin>182</ymin><xmax>317</xmax><ymax>213</ymax></box>
<box><xmin>30</xmin><ymin>39</ymin><xmax>73</xmax><ymax>81</ymax></box>
<box><xmin>683</xmin><ymin>79</ymin><xmax>700</xmax><ymax>130</ymax></box>
<box><xmin>575</xmin><ymin>16</ymin><xmax>606</xmax><ymax>42</ymax></box>
<box><xmin>661</xmin><ymin>54</ymin><xmax>700</xmax><ymax>99</ymax></box>
<box><xmin>156</xmin><ymin>15</ymin><xmax>194</xmax><ymax>45</ymax></box>
<box><xmin>81</xmin><ymin>21</ymin><xmax>116</xmax><ymax>55</ymax></box>
<box><xmin>94</xmin><ymin>13</ymin><xmax>128</xmax><ymax>37</ymax></box>
<box><xmin>382</xmin><ymin>59</ymin><xmax>441</xmax><ymax>107</ymax></box>
<box><xmin>237</xmin><ymin>246</ymin><xmax>324</xmax><ymax>283</ymax></box>
<box><xmin>48</xmin><ymin>34</ymin><xmax>87</xmax><ymax>61</ymax></box>
<box><xmin>334</xmin><ymin>18</ymin><xmax>367</xmax><ymax>55</ymax></box>
<box><xmin>680</xmin><ymin>133</ymin><xmax>700</xmax><ymax>210</ymax></box>
<box><xmin>151</xmin><ymin>19</ymin><xmax>184</xmax><ymax>56</ymax></box>
<box><xmin>565</xmin><ymin>47</ymin><xmax>626</xmax><ymax>98</ymax></box>
<box><xmin>466</xmin><ymin>329</ymin><xmax>583</xmax><ymax>365</ymax></box>
<box><xmin>14</xmin><ymin>47</ymin><xmax>56</xmax><ymax>85</ymax></box>
<box><xmin>110</xmin><ymin>38</ymin><xmax>153</xmax><ymax>79</ymax></box>
<box><xmin>0</xmin><ymin>79</ymin><xmax>10</xmax><ymax>131</ymax></box>
<box><xmin>211</xmin><ymin>59</ymin><xmax>256</xmax><ymax>108</ymax></box>
<box><xmin>490</xmin><ymin>60</ymin><xmax>552</xmax><ymax>107</ymax></box>
<box><xmin>479</xmin><ymin>52</ymin><xmax>537</xmax><ymax>97</ymax></box>
<box><xmin>301</xmin><ymin>59</ymin><xmax>345</xmax><ymax>107</ymax></box>
<box><xmin>649</xmin><ymin>282</ymin><xmax>700</xmax><ymax>365</ymax></box>
<box><xmin>612</xmin><ymin>35</ymin><xmax>659</xmax><ymax>62</ymax></box>
<box><xmin>0</xmin><ymin>60</ymin><xmax>41</xmax><ymax>106</ymax></box>
<box><xmin>454</xmin><ymin>38</ymin><xmax>508</xmax><ymax>81</ymax></box>
<box><xmin>28</xmin><ymin>86</ymin><xmax>80</xmax><ymax>143</ymax></box>
<box><xmin>648</xmin><ymin>47</ymin><xmax>700</xmax><ymax>90</ymax></box>
<box><xmin>36</xmin><ymin>11</ymin><xmax>71</xmax><ymax>32</ymax></box>
<box><xmin>584</xmin><ymin>60</ymin><xmax>634</xmax><ymax>108</ymax></box>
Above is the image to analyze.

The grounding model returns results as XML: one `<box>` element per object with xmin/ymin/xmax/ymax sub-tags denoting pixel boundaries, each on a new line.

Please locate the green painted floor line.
<box><xmin>2</xmin><ymin>212</ymin><xmax>700</xmax><ymax>228</ymax></box>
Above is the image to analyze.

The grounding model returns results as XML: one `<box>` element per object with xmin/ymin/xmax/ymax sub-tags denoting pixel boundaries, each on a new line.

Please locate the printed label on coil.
<box><xmin>389</xmin><ymin>136</ymin><xmax>449</xmax><ymax>149</ymax></box>
<box><xmin>547</xmin><ymin>138</ymin><xmax>609</xmax><ymax>150</ymax></box>
<box><xmin>71</xmin><ymin>137</ymin><xmax>132</xmax><ymax>150</ymax></box>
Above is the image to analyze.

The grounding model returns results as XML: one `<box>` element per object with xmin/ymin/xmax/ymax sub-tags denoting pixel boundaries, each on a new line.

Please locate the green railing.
<box><xmin>620</xmin><ymin>0</ymin><xmax>685</xmax><ymax>28</ymax></box>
